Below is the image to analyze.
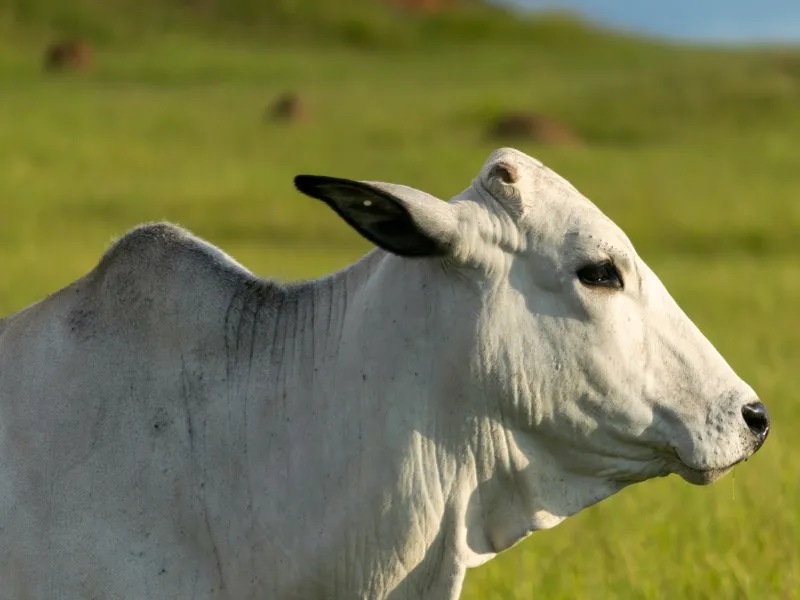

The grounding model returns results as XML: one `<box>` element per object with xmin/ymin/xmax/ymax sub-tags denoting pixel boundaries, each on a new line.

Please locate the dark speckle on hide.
<box><xmin>152</xmin><ymin>408</ymin><xmax>172</xmax><ymax>434</ymax></box>
<box><xmin>89</xmin><ymin>392</ymin><xmax>110</xmax><ymax>451</ymax></box>
<box><xmin>67</xmin><ymin>303</ymin><xmax>96</xmax><ymax>343</ymax></box>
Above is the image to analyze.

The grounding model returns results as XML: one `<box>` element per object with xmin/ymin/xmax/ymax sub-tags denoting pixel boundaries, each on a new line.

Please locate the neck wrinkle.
<box><xmin>232</xmin><ymin>250</ymin><xmax>387</xmax><ymax>386</ymax></box>
<box><xmin>241</xmin><ymin>250</ymin><xmax>494</xmax><ymax>596</ymax></box>
<box><xmin>464</xmin><ymin>418</ymin><xmax>631</xmax><ymax>558</ymax></box>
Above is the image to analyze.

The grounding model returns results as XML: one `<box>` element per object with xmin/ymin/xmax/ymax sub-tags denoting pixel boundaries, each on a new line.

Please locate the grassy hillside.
<box><xmin>0</xmin><ymin>0</ymin><xmax>613</xmax><ymax>47</ymax></box>
<box><xmin>0</xmin><ymin>2</ymin><xmax>798</xmax><ymax>599</ymax></box>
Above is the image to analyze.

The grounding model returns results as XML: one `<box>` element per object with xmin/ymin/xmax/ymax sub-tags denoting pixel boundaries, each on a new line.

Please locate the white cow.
<box><xmin>0</xmin><ymin>147</ymin><xmax>768</xmax><ymax>599</ymax></box>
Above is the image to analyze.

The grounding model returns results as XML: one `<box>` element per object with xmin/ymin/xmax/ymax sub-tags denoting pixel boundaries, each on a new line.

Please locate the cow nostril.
<box><xmin>741</xmin><ymin>401</ymin><xmax>770</xmax><ymax>441</ymax></box>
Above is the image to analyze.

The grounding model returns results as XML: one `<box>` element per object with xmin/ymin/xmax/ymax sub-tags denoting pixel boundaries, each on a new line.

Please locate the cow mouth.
<box><xmin>673</xmin><ymin>463</ymin><xmax>735</xmax><ymax>485</ymax></box>
<box><xmin>669</xmin><ymin>451</ymin><xmax>750</xmax><ymax>486</ymax></box>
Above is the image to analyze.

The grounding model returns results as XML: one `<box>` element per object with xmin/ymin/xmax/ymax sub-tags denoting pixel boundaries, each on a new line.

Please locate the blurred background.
<box><xmin>0</xmin><ymin>1</ymin><xmax>797</xmax><ymax>598</ymax></box>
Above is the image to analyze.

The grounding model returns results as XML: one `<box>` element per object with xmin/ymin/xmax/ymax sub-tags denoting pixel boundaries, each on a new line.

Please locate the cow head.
<box><xmin>294</xmin><ymin>147</ymin><xmax>768</xmax><ymax>555</ymax></box>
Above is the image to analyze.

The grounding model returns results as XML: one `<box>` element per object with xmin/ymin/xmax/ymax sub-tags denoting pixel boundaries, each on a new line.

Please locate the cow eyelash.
<box><xmin>576</xmin><ymin>260</ymin><xmax>624</xmax><ymax>290</ymax></box>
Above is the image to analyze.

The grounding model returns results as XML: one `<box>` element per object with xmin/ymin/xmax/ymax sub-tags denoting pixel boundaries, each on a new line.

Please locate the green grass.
<box><xmin>1</xmin><ymin>11</ymin><xmax>799</xmax><ymax>599</ymax></box>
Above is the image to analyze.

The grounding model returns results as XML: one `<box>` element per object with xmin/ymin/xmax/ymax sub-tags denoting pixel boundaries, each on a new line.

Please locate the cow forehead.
<box><xmin>479</xmin><ymin>147</ymin><xmax>597</xmax><ymax>212</ymax></box>
<box><xmin>476</xmin><ymin>148</ymin><xmax>632</xmax><ymax>253</ymax></box>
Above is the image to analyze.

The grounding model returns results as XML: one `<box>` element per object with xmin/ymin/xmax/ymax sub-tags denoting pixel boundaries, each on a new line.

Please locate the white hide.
<box><xmin>0</xmin><ymin>148</ymin><xmax>767</xmax><ymax>599</ymax></box>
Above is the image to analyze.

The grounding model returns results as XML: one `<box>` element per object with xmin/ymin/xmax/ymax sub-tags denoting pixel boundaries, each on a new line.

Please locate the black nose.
<box><xmin>741</xmin><ymin>401</ymin><xmax>770</xmax><ymax>442</ymax></box>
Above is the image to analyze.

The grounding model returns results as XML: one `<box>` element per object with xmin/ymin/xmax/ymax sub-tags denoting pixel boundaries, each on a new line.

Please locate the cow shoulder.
<box><xmin>77</xmin><ymin>222</ymin><xmax>264</xmax><ymax>337</ymax></box>
<box><xmin>97</xmin><ymin>221</ymin><xmax>254</xmax><ymax>281</ymax></box>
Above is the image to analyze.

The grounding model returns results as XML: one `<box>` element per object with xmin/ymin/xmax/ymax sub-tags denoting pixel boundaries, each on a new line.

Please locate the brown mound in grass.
<box><xmin>488</xmin><ymin>111</ymin><xmax>582</xmax><ymax>146</ymax></box>
<box><xmin>267</xmin><ymin>92</ymin><xmax>308</xmax><ymax>123</ymax></box>
<box><xmin>43</xmin><ymin>40</ymin><xmax>93</xmax><ymax>72</ymax></box>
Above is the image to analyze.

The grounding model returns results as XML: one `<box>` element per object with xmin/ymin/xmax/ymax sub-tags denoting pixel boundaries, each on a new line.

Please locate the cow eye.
<box><xmin>576</xmin><ymin>261</ymin><xmax>623</xmax><ymax>289</ymax></box>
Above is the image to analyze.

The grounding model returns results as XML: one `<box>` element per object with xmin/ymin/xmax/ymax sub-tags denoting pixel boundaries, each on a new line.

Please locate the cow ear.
<box><xmin>293</xmin><ymin>175</ymin><xmax>459</xmax><ymax>257</ymax></box>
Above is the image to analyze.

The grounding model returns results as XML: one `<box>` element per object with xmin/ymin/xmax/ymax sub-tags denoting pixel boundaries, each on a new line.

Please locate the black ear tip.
<box><xmin>293</xmin><ymin>174</ymin><xmax>350</xmax><ymax>198</ymax></box>
<box><xmin>293</xmin><ymin>174</ymin><xmax>318</xmax><ymax>195</ymax></box>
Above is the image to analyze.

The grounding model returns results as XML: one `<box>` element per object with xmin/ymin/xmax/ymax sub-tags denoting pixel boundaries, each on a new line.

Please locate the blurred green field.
<box><xmin>1</xmin><ymin>6</ymin><xmax>799</xmax><ymax>598</ymax></box>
